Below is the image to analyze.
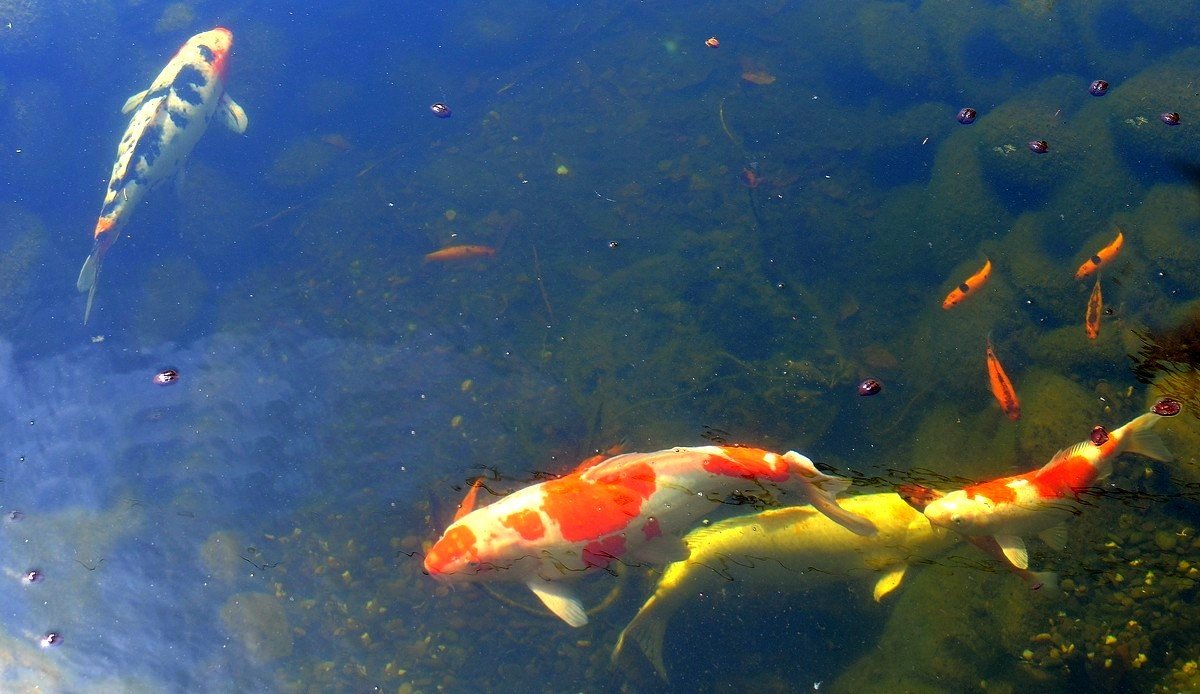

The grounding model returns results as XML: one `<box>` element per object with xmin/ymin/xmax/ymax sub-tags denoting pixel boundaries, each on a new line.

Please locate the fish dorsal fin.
<box><xmin>873</xmin><ymin>566</ymin><xmax>908</xmax><ymax>602</ymax></box>
<box><xmin>1038</xmin><ymin>524</ymin><xmax>1068</xmax><ymax>551</ymax></box>
<box><xmin>452</xmin><ymin>478</ymin><xmax>485</xmax><ymax>522</ymax></box>
<box><xmin>121</xmin><ymin>88</ymin><xmax>150</xmax><ymax>114</ymax></box>
<box><xmin>219</xmin><ymin>93</ymin><xmax>249</xmax><ymax>134</ymax></box>
<box><xmin>994</xmin><ymin>534</ymin><xmax>1029</xmax><ymax>570</ymax></box>
<box><xmin>526</xmin><ymin>579</ymin><xmax>587</xmax><ymax>627</ymax></box>
<box><xmin>571</xmin><ymin>441</ymin><xmax>627</xmax><ymax>474</ymax></box>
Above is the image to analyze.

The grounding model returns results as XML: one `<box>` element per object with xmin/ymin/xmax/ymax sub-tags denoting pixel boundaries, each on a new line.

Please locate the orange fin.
<box><xmin>453</xmin><ymin>478</ymin><xmax>485</xmax><ymax>522</ymax></box>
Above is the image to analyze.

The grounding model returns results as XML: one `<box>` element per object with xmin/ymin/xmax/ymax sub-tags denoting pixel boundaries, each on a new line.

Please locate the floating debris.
<box><xmin>956</xmin><ymin>107</ymin><xmax>977</xmax><ymax>124</ymax></box>
<box><xmin>430</xmin><ymin>103</ymin><xmax>452</xmax><ymax>118</ymax></box>
<box><xmin>1089</xmin><ymin>80</ymin><xmax>1109</xmax><ymax>96</ymax></box>
<box><xmin>1161</xmin><ymin>111</ymin><xmax>1181</xmax><ymax>126</ymax></box>
<box><xmin>857</xmin><ymin>378</ymin><xmax>883</xmax><ymax>397</ymax></box>
<box><xmin>1028</xmin><ymin>139</ymin><xmax>1049</xmax><ymax>154</ymax></box>
<box><xmin>153</xmin><ymin>368</ymin><xmax>180</xmax><ymax>386</ymax></box>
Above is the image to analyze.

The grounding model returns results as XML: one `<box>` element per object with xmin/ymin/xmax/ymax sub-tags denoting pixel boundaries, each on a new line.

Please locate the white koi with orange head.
<box><xmin>77</xmin><ymin>28</ymin><xmax>248</xmax><ymax>323</ymax></box>
<box><xmin>424</xmin><ymin>445</ymin><xmax>876</xmax><ymax>627</ymax></box>
<box><xmin>922</xmin><ymin>408</ymin><xmax>1173</xmax><ymax>569</ymax></box>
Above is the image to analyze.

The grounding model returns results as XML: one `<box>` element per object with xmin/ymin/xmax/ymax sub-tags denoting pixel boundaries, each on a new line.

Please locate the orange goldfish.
<box><xmin>942</xmin><ymin>259</ymin><xmax>991</xmax><ymax>310</ymax></box>
<box><xmin>986</xmin><ymin>336</ymin><xmax>1020</xmax><ymax>421</ymax></box>
<box><xmin>1085</xmin><ymin>275</ymin><xmax>1102</xmax><ymax>339</ymax></box>
<box><xmin>423</xmin><ymin>245</ymin><xmax>497</xmax><ymax>263</ymax></box>
<box><xmin>1074</xmin><ymin>229</ymin><xmax>1123</xmax><ymax>279</ymax></box>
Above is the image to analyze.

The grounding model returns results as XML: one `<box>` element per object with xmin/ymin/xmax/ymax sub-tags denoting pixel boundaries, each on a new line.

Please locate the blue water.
<box><xmin>2</xmin><ymin>1</ymin><xmax>1200</xmax><ymax>691</ymax></box>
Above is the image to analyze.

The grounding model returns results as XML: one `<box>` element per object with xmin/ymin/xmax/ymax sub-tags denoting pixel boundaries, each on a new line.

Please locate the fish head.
<box><xmin>424</xmin><ymin>521</ymin><xmax>491</xmax><ymax>581</ymax></box>
<box><xmin>187</xmin><ymin>28</ymin><xmax>235</xmax><ymax>78</ymax></box>
<box><xmin>921</xmin><ymin>490</ymin><xmax>997</xmax><ymax>535</ymax></box>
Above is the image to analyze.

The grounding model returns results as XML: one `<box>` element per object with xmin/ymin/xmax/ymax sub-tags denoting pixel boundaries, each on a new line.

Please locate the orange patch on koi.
<box><xmin>1085</xmin><ymin>275</ymin><xmax>1102</xmax><ymax>340</ymax></box>
<box><xmin>701</xmin><ymin>447</ymin><xmax>787</xmax><ymax>483</ymax></box>
<box><xmin>1074</xmin><ymin>229</ymin><xmax>1123</xmax><ymax>279</ymax></box>
<box><xmin>540</xmin><ymin>462</ymin><xmax>656</xmax><ymax>542</ymax></box>
<box><xmin>942</xmin><ymin>258</ymin><xmax>991</xmax><ymax>310</ymax></box>
<box><xmin>501</xmin><ymin>509</ymin><xmax>546</xmax><ymax>541</ymax></box>
<box><xmin>986</xmin><ymin>337</ymin><xmax>1021</xmax><ymax>421</ymax></box>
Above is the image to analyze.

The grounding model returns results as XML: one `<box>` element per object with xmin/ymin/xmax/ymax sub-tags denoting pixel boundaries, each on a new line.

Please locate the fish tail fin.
<box><xmin>612</xmin><ymin>601</ymin><xmax>670</xmax><ymax>681</ymax></box>
<box><xmin>1029</xmin><ymin>571</ymin><xmax>1058</xmax><ymax>592</ymax></box>
<box><xmin>1124</xmin><ymin>412</ymin><xmax>1172</xmax><ymax>462</ymax></box>
<box><xmin>77</xmin><ymin>247</ymin><xmax>104</xmax><ymax>325</ymax></box>
<box><xmin>783</xmin><ymin>452</ymin><xmax>877</xmax><ymax>536</ymax></box>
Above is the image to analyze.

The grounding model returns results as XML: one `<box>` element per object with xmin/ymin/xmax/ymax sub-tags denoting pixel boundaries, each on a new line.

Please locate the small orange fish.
<box><xmin>1074</xmin><ymin>229</ymin><xmax>1123</xmax><ymax>279</ymax></box>
<box><xmin>986</xmin><ymin>336</ymin><xmax>1021</xmax><ymax>421</ymax></box>
<box><xmin>705</xmin><ymin>37</ymin><xmax>720</xmax><ymax>49</ymax></box>
<box><xmin>424</xmin><ymin>245</ymin><xmax>497</xmax><ymax>263</ymax></box>
<box><xmin>942</xmin><ymin>259</ymin><xmax>991</xmax><ymax>310</ymax></box>
<box><xmin>1085</xmin><ymin>275</ymin><xmax>1102</xmax><ymax>340</ymax></box>
<box><xmin>740</xmin><ymin>166</ymin><xmax>762</xmax><ymax>188</ymax></box>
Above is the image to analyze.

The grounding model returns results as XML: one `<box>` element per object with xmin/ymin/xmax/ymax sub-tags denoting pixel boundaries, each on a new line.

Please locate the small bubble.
<box><xmin>22</xmin><ymin>569</ymin><xmax>43</xmax><ymax>585</ymax></box>
<box><xmin>39</xmin><ymin>632</ymin><xmax>62</xmax><ymax>648</ymax></box>
<box><xmin>153</xmin><ymin>368</ymin><xmax>180</xmax><ymax>386</ymax></box>
<box><xmin>1090</xmin><ymin>425</ymin><xmax>1110</xmax><ymax>446</ymax></box>
<box><xmin>608</xmin><ymin>241</ymin><xmax>620</xmax><ymax>249</ymax></box>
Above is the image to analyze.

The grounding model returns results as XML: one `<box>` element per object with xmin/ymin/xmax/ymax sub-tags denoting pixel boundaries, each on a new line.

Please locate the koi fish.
<box><xmin>986</xmin><ymin>336</ymin><xmax>1021</xmax><ymax>421</ymax></box>
<box><xmin>612</xmin><ymin>492</ymin><xmax>957</xmax><ymax>680</ymax></box>
<box><xmin>423</xmin><ymin>446</ymin><xmax>876</xmax><ymax>627</ymax></box>
<box><xmin>76</xmin><ymin>28</ymin><xmax>248</xmax><ymax>323</ymax></box>
<box><xmin>942</xmin><ymin>258</ymin><xmax>991</xmax><ymax>310</ymax></box>
<box><xmin>1074</xmin><ymin>229</ymin><xmax>1123</xmax><ymax>280</ymax></box>
<box><xmin>423</xmin><ymin>245</ymin><xmax>497</xmax><ymax>263</ymax></box>
<box><xmin>899</xmin><ymin>485</ymin><xmax>1056</xmax><ymax>591</ymax></box>
<box><xmin>921</xmin><ymin>409</ymin><xmax>1171</xmax><ymax>571</ymax></box>
<box><xmin>1085</xmin><ymin>274</ymin><xmax>1102</xmax><ymax>339</ymax></box>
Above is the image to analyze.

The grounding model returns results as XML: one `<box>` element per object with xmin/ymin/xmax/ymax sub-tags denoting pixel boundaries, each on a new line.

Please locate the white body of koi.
<box><xmin>77</xmin><ymin>27</ymin><xmax>248</xmax><ymax>323</ymax></box>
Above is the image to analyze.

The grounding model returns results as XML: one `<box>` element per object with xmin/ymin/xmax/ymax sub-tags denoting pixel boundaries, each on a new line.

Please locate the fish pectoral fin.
<box><xmin>121</xmin><ymin>89</ymin><xmax>150</xmax><ymax>114</ymax></box>
<box><xmin>1038</xmin><ymin>524</ymin><xmax>1068</xmax><ymax>552</ymax></box>
<box><xmin>994</xmin><ymin>534</ymin><xmax>1029</xmax><ymax>570</ymax></box>
<box><xmin>873</xmin><ymin>566</ymin><xmax>908</xmax><ymax>602</ymax></box>
<box><xmin>526</xmin><ymin>579</ymin><xmax>587</xmax><ymax>627</ymax></box>
<box><xmin>219</xmin><ymin>93</ymin><xmax>249</xmax><ymax>134</ymax></box>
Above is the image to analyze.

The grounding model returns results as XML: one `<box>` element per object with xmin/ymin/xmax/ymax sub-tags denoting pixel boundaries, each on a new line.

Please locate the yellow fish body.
<box><xmin>611</xmin><ymin>492</ymin><xmax>958</xmax><ymax>679</ymax></box>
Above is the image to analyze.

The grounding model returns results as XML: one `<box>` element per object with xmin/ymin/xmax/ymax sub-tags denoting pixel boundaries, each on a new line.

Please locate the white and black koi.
<box><xmin>77</xmin><ymin>27</ymin><xmax>248</xmax><ymax>323</ymax></box>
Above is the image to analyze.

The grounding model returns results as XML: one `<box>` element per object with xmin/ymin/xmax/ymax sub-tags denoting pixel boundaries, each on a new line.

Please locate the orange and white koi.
<box><xmin>1074</xmin><ymin>229</ymin><xmax>1123</xmax><ymax>280</ymax></box>
<box><xmin>921</xmin><ymin>409</ymin><xmax>1171</xmax><ymax>570</ymax></box>
<box><xmin>77</xmin><ymin>28</ymin><xmax>248</xmax><ymax>323</ymax></box>
<box><xmin>423</xmin><ymin>445</ymin><xmax>876</xmax><ymax>627</ymax></box>
<box><xmin>423</xmin><ymin>245</ymin><xmax>497</xmax><ymax>263</ymax></box>
<box><xmin>986</xmin><ymin>336</ymin><xmax>1021</xmax><ymax>421</ymax></box>
<box><xmin>1085</xmin><ymin>274</ymin><xmax>1102</xmax><ymax>339</ymax></box>
<box><xmin>942</xmin><ymin>258</ymin><xmax>991</xmax><ymax>310</ymax></box>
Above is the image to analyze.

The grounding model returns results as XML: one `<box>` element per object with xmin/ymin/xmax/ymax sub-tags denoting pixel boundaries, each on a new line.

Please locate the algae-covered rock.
<box><xmin>133</xmin><ymin>259</ymin><xmax>207</xmax><ymax>345</ymax></box>
<box><xmin>200</xmin><ymin>531</ymin><xmax>246</xmax><ymax>584</ymax></box>
<box><xmin>220</xmin><ymin>592</ymin><xmax>293</xmax><ymax>663</ymax></box>
<box><xmin>829</xmin><ymin>558</ymin><xmax>1044</xmax><ymax>693</ymax></box>
<box><xmin>1015</xmin><ymin>368</ymin><xmax>1095</xmax><ymax>462</ymax></box>
<box><xmin>910</xmin><ymin>402</ymin><xmax>1018</xmax><ymax>481</ymax></box>
<box><xmin>1106</xmin><ymin>48</ymin><xmax>1200</xmax><ymax>171</ymax></box>
<box><xmin>0</xmin><ymin>204</ymin><xmax>47</xmax><ymax>329</ymax></box>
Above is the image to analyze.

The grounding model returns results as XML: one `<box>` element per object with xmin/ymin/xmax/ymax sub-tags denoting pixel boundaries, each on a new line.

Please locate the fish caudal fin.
<box><xmin>783</xmin><ymin>452</ymin><xmax>877</xmax><ymax>536</ymax></box>
<box><xmin>76</xmin><ymin>248</ymin><xmax>103</xmax><ymax>325</ymax></box>
<box><xmin>1124</xmin><ymin>412</ymin><xmax>1172</xmax><ymax>462</ymax></box>
<box><xmin>612</xmin><ymin>598</ymin><xmax>671</xmax><ymax>680</ymax></box>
